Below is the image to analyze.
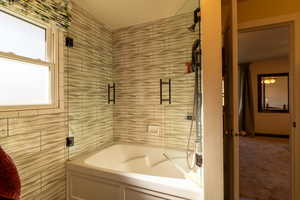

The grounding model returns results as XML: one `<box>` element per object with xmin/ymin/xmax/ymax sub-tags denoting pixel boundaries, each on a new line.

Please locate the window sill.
<box><xmin>0</xmin><ymin>107</ymin><xmax>65</xmax><ymax>119</ymax></box>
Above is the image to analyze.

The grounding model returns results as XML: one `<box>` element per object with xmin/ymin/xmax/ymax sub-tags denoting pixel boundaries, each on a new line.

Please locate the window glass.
<box><xmin>0</xmin><ymin>57</ymin><xmax>50</xmax><ymax>106</ymax></box>
<box><xmin>0</xmin><ymin>11</ymin><xmax>46</xmax><ymax>61</ymax></box>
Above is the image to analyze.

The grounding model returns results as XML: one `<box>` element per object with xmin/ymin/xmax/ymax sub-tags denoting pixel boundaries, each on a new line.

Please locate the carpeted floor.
<box><xmin>239</xmin><ymin>136</ymin><xmax>291</xmax><ymax>200</ymax></box>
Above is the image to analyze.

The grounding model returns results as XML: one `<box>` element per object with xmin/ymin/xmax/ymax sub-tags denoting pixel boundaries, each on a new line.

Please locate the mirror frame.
<box><xmin>257</xmin><ymin>73</ymin><xmax>289</xmax><ymax>113</ymax></box>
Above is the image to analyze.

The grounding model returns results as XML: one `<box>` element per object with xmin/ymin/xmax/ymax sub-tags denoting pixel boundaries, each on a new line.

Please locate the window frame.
<box><xmin>0</xmin><ymin>7</ymin><xmax>64</xmax><ymax>113</ymax></box>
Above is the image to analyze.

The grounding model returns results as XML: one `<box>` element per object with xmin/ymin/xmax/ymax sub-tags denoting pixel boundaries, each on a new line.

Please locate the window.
<box><xmin>0</xmin><ymin>11</ymin><xmax>46</xmax><ymax>61</ymax></box>
<box><xmin>0</xmin><ymin>9</ymin><xmax>62</xmax><ymax>111</ymax></box>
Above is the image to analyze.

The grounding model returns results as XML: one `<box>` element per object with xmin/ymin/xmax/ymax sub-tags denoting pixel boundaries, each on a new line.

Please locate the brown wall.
<box><xmin>250</xmin><ymin>57</ymin><xmax>290</xmax><ymax>135</ymax></box>
<box><xmin>238</xmin><ymin>0</ymin><xmax>300</xmax><ymax>23</ymax></box>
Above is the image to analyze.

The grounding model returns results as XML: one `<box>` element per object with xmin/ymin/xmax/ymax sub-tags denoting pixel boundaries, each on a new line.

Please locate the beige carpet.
<box><xmin>239</xmin><ymin>136</ymin><xmax>291</xmax><ymax>200</ymax></box>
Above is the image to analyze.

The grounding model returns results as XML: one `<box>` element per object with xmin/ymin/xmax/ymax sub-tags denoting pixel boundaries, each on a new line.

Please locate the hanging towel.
<box><xmin>0</xmin><ymin>146</ymin><xmax>21</xmax><ymax>200</ymax></box>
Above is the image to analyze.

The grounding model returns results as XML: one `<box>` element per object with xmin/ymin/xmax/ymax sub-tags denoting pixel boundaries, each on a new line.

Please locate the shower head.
<box><xmin>188</xmin><ymin>8</ymin><xmax>200</xmax><ymax>32</ymax></box>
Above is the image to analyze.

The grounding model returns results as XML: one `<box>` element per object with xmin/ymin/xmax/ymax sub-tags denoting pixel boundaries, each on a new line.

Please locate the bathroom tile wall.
<box><xmin>0</xmin><ymin>1</ymin><xmax>113</xmax><ymax>199</ymax></box>
<box><xmin>0</xmin><ymin>114</ymin><xmax>67</xmax><ymax>200</ymax></box>
<box><xmin>113</xmin><ymin>13</ymin><xmax>199</xmax><ymax>149</ymax></box>
<box><xmin>0</xmin><ymin>3</ymin><xmax>198</xmax><ymax>200</ymax></box>
<box><xmin>65</xmin><ymin>2</ymin><xmax>114</xmax><ymax>159</ymax></box>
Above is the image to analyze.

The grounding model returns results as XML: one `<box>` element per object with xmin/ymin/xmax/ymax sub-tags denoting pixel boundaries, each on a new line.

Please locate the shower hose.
<box><xmin>186</xmin><ymin>70</ymin><xmax>198</xmax><ymax>170</ymax></box>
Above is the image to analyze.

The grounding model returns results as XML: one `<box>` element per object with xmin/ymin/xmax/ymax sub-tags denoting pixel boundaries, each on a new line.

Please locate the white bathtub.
<box><xmin>67</xmin><ymin>144</ymin><xmax>203</xmax><ymax>200</ymax></box>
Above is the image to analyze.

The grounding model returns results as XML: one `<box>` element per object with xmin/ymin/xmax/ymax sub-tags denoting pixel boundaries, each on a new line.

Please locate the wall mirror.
<box><xmin>258</xmin><ymin>73</ymin><xmax>289</xmax><ymax>113</ymax></box>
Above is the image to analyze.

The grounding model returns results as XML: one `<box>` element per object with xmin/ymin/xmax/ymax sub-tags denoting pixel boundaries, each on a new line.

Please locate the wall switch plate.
<box><xmin>148</xmin><ymin>125</ymin><xmax>160</xmax><ymax>136</ymax></box>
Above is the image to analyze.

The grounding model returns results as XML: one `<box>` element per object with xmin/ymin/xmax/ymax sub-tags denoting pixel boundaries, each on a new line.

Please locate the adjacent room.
<box><xmin>238</xmin><ymin>25</ymin><xmax>291</xmax><ymax>200</ymax></box>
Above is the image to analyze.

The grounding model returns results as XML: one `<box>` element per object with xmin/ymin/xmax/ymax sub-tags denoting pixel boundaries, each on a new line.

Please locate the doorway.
<box><xmin>238</xmin><ymin>24</ymin><xmax>292</xmax><ymax>200</ymax></box>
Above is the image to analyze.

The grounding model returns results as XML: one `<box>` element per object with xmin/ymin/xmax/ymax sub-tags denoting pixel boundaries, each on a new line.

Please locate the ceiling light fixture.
<box><xmin>262</xmin><ymin>78</ymin><xmax>276</xmax><ymax>85</ymax></box>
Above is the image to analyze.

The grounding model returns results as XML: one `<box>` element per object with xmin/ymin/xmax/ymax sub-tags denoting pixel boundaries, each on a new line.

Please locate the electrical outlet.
<box><xmin>148</xmin><ymin>125</ymin><xmax>160</xmax><ymax>136</ymax></box>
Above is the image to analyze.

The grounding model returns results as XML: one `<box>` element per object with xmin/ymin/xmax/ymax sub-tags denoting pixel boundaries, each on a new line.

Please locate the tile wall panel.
<box><xmin>113</xmin><ymin>13</ymin><xmax>199</xmax><ymax>149</ymax></box>
<box><xmin>65</xmin><ymin>2</ymin><xmax>114</xmax><ymax>159</ymax></box>
<box><xmin>0</xmin><ymin>4</ymin><xmax>199</xmax><ymax>200</ymax></box>
<box><xmin>0</xmin><ymin>1</ymin><xmax>113</xmax><ymax>200</ymax></box>
<box><xmin>0</xmin><ymin>113</ymin><xmax>67</xmax><ymax>200</ymax></box>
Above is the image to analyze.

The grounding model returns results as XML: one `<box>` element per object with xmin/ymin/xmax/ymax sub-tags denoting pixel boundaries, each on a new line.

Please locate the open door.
<box><xmin>222</xmin><ymin>0</ymin><xmax>239</xmax><ymax>199</ymax></box>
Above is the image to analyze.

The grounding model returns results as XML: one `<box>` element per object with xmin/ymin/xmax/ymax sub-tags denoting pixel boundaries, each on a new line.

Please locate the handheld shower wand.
<box><xmin>192</xmin><ymin>39</ymin><xmax>200</xmax><ymax>72</ymax></box>
<box><xmin>186</xmin><ymin>39</ymin><xmax>202</xmax><ymax>170</ymax></box>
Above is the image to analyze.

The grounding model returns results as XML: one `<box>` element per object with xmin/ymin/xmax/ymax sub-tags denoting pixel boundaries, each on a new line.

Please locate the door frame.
<box><xmin>201</xmin><ymin>0</ymin><xmax>224</xmax><ymax>199</ymax></box>
<box><xmin>231</xmin><ymin>0</ymin><xmax>240</xmax><ymax>199</ymax></box>
<box><xmin>238</xmin><ymin>13</ymin><xmax>300</xmax><ymax>200</ymax></box>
